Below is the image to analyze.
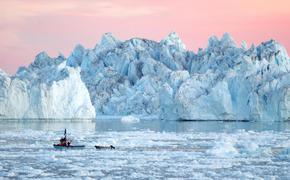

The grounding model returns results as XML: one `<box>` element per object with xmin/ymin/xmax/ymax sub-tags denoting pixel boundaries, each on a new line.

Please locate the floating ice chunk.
<box><xmin>238</xmin><ymin>142</ymin><xmax>271</xmax><ymax>157</ymax></box>
<box><xmin>239</xmin><ymin>141</ymin><xmax>259</xmax><ymax>154</ymax></box>
<box><xmin>121</xmin><ymin>115</ymin><xmax>140</xmax><ymax>124</ymax></box>
<box><xmin>207</xmin><ymin>137</ymin><xmax>239</xmax><ymax>157</ymax></box>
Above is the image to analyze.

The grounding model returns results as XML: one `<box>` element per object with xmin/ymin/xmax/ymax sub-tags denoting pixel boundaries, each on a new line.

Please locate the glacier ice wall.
<box><xmin>0</xmin><ymin>32</ymin><xmax>290</xmax><ymax>121</ymax></box>
<box><xmin>0</xmin><ymin>52</ymin><xmax>95</xmax><ymax>119</ymax></box>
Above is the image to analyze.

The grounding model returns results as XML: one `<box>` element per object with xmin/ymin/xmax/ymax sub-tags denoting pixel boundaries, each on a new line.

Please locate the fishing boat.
<box><xmin>53</xmin><ymin>129</ymin><xmax>85</xmax><ymax>149</ymax></box>
<box><xmin>53</xmin><ymin>144</ymin><xmax>85</xmax><ymax>149</ymax></box>
<box><xmin>95</xmin><ymin>145</ymin><xmax>115</xmax><ymax>150</ymax></box>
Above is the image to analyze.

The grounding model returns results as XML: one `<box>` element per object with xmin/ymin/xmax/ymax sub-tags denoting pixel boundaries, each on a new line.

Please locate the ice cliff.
<box><xmin>0</xmin><ymin>52</ymin><xmax>95</xmax><ymax>119</ymax></box>
<box><xmin>1</xmin><ymin>32</ymin><xmax>290</xmax><ymax>121</ymax></box>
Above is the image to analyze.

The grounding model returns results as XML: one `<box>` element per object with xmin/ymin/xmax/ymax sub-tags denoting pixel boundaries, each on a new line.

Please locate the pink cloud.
<box><xmin>0</xmin><ymin>0</ymin><xmax>289</xmax><ymax>74</ymax></box>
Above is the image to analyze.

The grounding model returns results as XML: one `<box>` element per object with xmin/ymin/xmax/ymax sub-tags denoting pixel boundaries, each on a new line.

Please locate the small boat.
<box><xmin>53</xmin><ymin>144</ymin><xmax>85</xmax><ymax>149</ymax></box>
<box><xmin>53</xmin><ymin>129</ymin><xmax>85</xmax><ymax>149</ymax></box>
<box><xmin>95</xmin><ymin>145</ymin><xmax>115</xmax><ymax>150</ymax></box>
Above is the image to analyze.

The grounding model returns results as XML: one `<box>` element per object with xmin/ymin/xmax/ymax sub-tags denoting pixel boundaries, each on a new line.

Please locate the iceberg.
<box><xmin>0</xmin><ymin>32</ymin><xmax>290</xmax><ymax>121</ymax></box>
<box><xmin>121</xmin><ymin>115</ymin><xmax>140</xmax><ymax>124</ymax></box>
<box><xmin>0</xmin><ymin>52</ymin><xmax>95</xmax><ymax>119</ymax></box>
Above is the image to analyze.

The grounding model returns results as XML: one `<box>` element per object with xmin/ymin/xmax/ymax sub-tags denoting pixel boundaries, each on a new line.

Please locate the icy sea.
<box><xmin>0</xmin><ymin>119</ymin><xmax>290</xmax><ymax>179</ymax></box>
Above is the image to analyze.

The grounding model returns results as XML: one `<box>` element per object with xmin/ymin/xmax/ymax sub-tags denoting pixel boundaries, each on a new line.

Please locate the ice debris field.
<box><xmin>0</xmin><ymin>121</ymin><xmax>289</xmax><ymax>179</ymax></box>
<box><xmin>1</xmin><ymin>32</ymin><xmax>290</xmax><ymax>121</ymax></box>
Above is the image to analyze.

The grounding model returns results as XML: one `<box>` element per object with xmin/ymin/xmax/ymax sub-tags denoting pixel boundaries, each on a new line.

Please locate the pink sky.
<box><xmin>0</xmin><ymin>0</ymin><xmax>290</xmax><ymax>74</ymax></box>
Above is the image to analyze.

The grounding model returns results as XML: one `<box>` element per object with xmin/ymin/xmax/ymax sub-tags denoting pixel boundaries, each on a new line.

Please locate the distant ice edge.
<box><xmin>1</xmin><ymin>32</ymin><xmax>290</xmax><ymax>121</ymax></box>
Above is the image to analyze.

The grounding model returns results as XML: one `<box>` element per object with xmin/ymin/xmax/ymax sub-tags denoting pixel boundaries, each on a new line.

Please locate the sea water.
<box><xmin>0</xmin><ymin>119</ymin><xmax>289</xmax><ymax>179</ymax></box>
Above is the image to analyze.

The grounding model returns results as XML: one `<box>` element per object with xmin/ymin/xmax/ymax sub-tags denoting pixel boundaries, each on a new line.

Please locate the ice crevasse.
<box><xmin>0</xmin><ymin>32</ymin><xmax>290</xmax><ymax>121</ymax></box>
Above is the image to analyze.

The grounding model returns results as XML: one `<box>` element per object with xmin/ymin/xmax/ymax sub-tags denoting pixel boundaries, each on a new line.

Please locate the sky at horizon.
<box><xmin>0</xmin><ymin>0</ymin><xmax>290</xmax><ymax>74</ymax></box>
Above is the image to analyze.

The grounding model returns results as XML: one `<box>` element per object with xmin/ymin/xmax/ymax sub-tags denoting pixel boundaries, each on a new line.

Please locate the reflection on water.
<box><xmin>95</xmin><ymin>120</ymin><xmax>290</xmax><ymax>133</ymax></box>
<box><xmin>0</xmin><ymin>119</ymin><xmax>289</xmax><ymax>133</ymax></box>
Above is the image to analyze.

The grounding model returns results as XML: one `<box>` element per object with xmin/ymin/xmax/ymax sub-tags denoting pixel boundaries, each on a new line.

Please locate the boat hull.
<box><xmin>53</xmin><ymin>145</ymin><xmax>85</xmax><ymax>149</ymax></box>
<box><xmin>95</xmin><ymin>145</ymin><xmax>115</xmax><ymax>150</ymax></box>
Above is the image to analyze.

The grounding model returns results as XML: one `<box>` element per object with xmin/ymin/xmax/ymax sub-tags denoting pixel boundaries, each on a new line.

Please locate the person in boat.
<box><xmin>59</xmin><ymin>137</ymin><xmax>67</xmax><ymax>146</ymax></box>
<box><xmin>57</xmin><ymin>129</ymin><xmax>71</xmax><ymax>146</ymax></box>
